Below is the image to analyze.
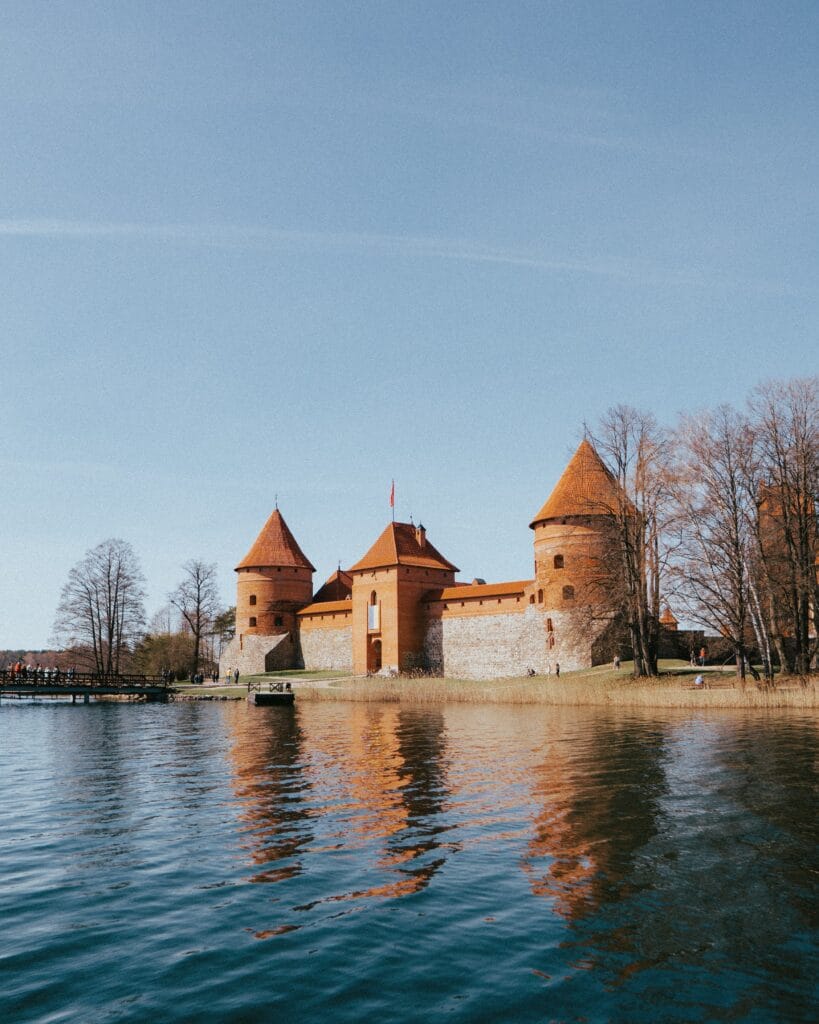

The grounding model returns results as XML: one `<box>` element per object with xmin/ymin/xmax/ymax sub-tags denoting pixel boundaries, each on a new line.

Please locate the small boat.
<box><xmin>247</xmin><ymin>683</ymin><xmax>295</xmax><ymax>706</ymax></box>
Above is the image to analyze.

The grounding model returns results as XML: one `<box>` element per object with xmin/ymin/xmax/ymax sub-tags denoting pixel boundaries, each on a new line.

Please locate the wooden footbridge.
<box><xmin>0</xmin><ymin>670</ymin><xmax>176</xmax><ymax>703</ymax></box>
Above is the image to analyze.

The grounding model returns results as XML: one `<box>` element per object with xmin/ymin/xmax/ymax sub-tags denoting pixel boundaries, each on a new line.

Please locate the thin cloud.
<box><xmin>0</xmin><ymin>218</ymin><xmax>795</xmax><ymax>295</ymax></box>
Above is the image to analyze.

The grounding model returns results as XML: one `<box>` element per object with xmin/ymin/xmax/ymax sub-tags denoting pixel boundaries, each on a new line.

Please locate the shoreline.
<box><xmin>176</xmin><ymin>666</ymin><xmax>819</xmax><ymax>709</ymax></box>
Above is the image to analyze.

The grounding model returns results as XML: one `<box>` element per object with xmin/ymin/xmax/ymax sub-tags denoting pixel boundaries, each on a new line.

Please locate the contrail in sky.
<box><xmin>0</xmin><ymin>218</ymin><xmax>793</xmax><ymax>295</ymax></box>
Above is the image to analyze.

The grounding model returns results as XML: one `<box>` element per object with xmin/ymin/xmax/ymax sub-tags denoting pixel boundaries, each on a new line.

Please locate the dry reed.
<box><xmin>295</xmin><ymin>669</ymin><xmax>818</xmax><ymax>709</ymax></box>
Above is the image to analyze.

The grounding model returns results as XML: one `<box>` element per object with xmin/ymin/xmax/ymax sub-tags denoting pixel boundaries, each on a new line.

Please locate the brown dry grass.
<box><xmin>294</xmin><ymin>661</ymin><xmax>818</xmax><ymax>709</ymax></box>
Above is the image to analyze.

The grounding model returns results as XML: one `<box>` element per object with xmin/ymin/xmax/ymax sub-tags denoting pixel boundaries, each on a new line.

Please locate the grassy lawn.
<box><xmin>175</xmin><ymin>669</ymin><xmax>351</xmax><ymax>699</ymax></box>
<box><xmin>242</xmin><ymin>669</ymin><xmax>350</xmax><ymax>682</ymax></box>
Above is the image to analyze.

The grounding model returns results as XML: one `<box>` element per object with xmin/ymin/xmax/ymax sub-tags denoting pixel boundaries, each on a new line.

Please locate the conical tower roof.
<box><xmin>235</xmin><ymin>508</ymin><xmax>315</xmax><ymax>571</ymax></box>
<box><xmin>530</xmin><ymin>439</ymin><xmax>624</xmax><ymax>528</ymax></box>
<box><xmin>659</xmin><ymin>605</ymin><xmax>678</xmax><ymax>627</ymax></box>
<box><xmin>349</xmin><ymin>522</ymin><xmax>459</xmax><ymax>573</ymax></box>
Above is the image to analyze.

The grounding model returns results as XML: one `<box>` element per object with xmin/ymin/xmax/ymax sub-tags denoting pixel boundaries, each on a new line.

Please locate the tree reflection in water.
<box><xmin>522</xmin><ymin>713</ymin><xmax>669</xmax><ymax>923</ymax></box>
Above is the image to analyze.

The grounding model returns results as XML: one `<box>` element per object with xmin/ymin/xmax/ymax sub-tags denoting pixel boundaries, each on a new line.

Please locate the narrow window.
<box><xmin>547</xmin><ymin>618</ymin><xmax>553</xmax><ymax>631</ymax></box>
<box><xmin>537</xmin><ymin>589</ymin><xmax>543</xmax><ymax>604</ymax></box>
<box><xmin>274</xmin><ymin>615</ymin><xmax>283</xmax><ymax>627</ymax></box>
<box><xmin>368</xmin><ymin>591</ymin><xmax>379</xmax><ymax>631</ymax></box>
<box><xmin>249</xmin><ymin>594</ymin><xmax>257</xmax><ymax>606</ymax></box>
<box><xmin>562</xmin><ymin>585</ymin><xmax>575</xmax><ymax>601</ymax></box>
<box><xmin>553</xmin><ymin>554</ymin><xmax>564</xmax><ymax>569</ymax></box>
<box><xmin>529</xmin><ymin>595</ymin><xmax>535</xmax><ymax>604</ymax></box>
<box><xmin>249</xmin><ymin>616</ymin><xmax>257</xmax><ymax>627</ymax></box>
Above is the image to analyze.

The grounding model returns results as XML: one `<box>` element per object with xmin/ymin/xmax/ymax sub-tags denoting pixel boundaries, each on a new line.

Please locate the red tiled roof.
<box><xmin>236</xmin><ymin>508</ymin><xmax>316</xmax><ymax>571</ymax></box>
<box><xmin>659</xmin><ymin>606</ymin><xmax>678</xmax><ymax>626</ymax></box>
<box><xmin>298</xmin><ymin>600</ymin><xmax>353</xmax><ymax>616</ymax></box>
<box><xmin>349</xmin><ymin>522</ymin><xmax>459</xmax><ymax>573</ymax></box>
<box><xmin>312</xmin><ymin>569</ymin><xmax>353</xmax><ymax>604</ymax></box>
<box><xmin>425</xmin><ymin>579</ymin><xmax>533</xmax><ymax>603</ymax></box>
<box><xmin>530</xmin><ymin>439</ymin><xmax>625</xmax><ymax>527</ymax></box>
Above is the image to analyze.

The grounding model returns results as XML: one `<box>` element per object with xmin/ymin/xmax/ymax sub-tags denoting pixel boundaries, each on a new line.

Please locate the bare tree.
<box><xmin>589</xmin><ymin>406</ymin><xmax>672</xmax><ymax>677</ymax></box>
<box><xmin>169</xmin><ymin>560</ymin><xmax>221</xmax><ymax>677</ymax></box>
<box><xmin>671</xmin><ymin>407</ymin><xmax>757</xmax><ymax>682</ymax></box>
<box><xmin>52</xmin><ymin>538</ymin><xmax>146</xmax><ymax>675</ymax></box>
<box><xmin>749</xmin><ymin>377</ymin><xmax>819</xmax><ymax>675</ymax></box>
<box><xmin>212</xmin><ymin>606</ymin><xmax>236</xmax><ymax>662</ymax></box>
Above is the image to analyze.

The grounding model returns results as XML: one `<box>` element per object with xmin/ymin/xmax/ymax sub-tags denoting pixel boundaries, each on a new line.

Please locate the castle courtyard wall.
<box><xmin>219</xmin><ymin>632</ymin><xmax>297</xmax><ymax>677</ymax></box>
<box><xmin>423</xmin><ymin>606</ymin><xmax>606</xmax><ymax>679</ymax></box>
<box><xmin>300</xmin><ymin>623</ymin><xmax>353</xmax><ymax>671</ymax></box>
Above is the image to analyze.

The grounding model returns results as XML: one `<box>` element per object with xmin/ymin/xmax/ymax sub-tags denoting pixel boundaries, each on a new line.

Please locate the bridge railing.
<box><xmin>0</xmin><ymin>669</ymin><xmax>172</xmax><ymax>689</ymax></box>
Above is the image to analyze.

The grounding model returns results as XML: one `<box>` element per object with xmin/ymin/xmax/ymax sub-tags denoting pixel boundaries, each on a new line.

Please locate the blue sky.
<box><xmin>2</xmin><ymin>1</ymin><xmax>817</xmax><ymax>648</ymax></box>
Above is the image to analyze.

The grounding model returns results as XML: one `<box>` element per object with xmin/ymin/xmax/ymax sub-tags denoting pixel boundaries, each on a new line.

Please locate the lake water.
<box><xmin>1</xmin><ymin>699</ymin><xmax>816</xmax><ymax>1023</ymax></box>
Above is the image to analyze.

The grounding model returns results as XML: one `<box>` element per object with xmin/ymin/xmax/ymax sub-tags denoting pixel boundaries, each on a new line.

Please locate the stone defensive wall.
<box><xmin>298</xmin><ymin>600</ymin><xmax>354</xmax><ymax>671</ymax></box>
<box><xmin>422</xmin><ymin>601</ymin><xmax>601</xmax><ymax>679</ymax></box>
<box><xmin>415</xmin><ymin>580</ymin><xmax>604</xmax><ymax>678</ymax></box>
<box><xmin>220</xmin><ymin>631</ymin><xmax>299</xmax><ymax>677</ymax></box>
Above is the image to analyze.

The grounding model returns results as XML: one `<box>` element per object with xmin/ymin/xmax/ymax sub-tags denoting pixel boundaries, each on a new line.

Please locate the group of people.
<box><xmin>5</xmin><ymin>662</ymin><xmax>75</xmax><ymax>681</ymax></box>
<box><xmin>159</xmin><ymin>668</ymin><xmax>220</xmax><ymax>684</ymax></box>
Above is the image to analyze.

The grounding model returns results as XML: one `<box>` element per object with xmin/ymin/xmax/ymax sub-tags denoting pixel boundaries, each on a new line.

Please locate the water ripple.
<box><xmin>0</xmin><ymin>701</ymin><xmax>816</xmax><ymax>1022</ymax></box>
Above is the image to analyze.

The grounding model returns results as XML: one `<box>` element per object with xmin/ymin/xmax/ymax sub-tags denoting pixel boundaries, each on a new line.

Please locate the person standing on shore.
<box><xmin>555</xmin><ymin>662</ymin><xmax>560</xmax><ymax>678</ymax></box>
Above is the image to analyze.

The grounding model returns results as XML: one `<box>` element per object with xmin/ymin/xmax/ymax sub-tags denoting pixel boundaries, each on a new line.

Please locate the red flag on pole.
<box><xmin>389</xmin><ymin>480</ymin><xmax>395</xmax><ymax>508</ymax></box>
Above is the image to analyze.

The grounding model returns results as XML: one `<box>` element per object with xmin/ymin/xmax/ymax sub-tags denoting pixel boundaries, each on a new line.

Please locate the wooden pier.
<box><xmin>0</xmin><ymin>670</ymin><xmax>175</xmax><ymax>703</ymax></box>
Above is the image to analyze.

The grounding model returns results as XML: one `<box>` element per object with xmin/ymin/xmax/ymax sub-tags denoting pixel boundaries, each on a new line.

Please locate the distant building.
<box><xmin>219</xmin><ymin>440</ymin><xmax>634</xmax><ymax>679</ymax></box>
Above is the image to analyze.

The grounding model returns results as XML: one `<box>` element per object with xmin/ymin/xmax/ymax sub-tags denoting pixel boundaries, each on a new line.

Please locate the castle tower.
<box><xmin>235</xmin><ymin>507</ymin><xmax>315</xmax><ymax>638</ymax></box>
<box><xmin>529</xmin><ymin>440</ymin><xmax>624</xmax><ymax>667</ymax></box>
<box><xmin>659</xmin><ymin>605</ymin><xmax>678</xmax><ymax>631</ymax></box>
<box><xmin>348</xmin><ymin>521</ymin><xmax>458</xmax><ymax>675</ymax></box>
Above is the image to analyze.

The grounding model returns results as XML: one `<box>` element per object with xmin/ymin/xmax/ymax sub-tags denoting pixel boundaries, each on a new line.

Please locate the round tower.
<box><xmin>529</xmin><ymin>439</ymin><xmax>621</xmax><ymax>613</ymax></box>
<box><xmin>235</xmin><ymin>507</ymin><xmax>315</xmax><ymax>638</ymax></box>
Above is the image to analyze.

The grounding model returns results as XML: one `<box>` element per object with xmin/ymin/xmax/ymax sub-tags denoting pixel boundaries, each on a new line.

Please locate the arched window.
<box><xmin>249</xmin><ymin>594</ymin><xmax>257</xmax><ymax>606</ymax></box>
<box><xmin>249</xmin><ymin>616</ymin><xmax>257</xmax><ymax>627</ymax></box>
<box><xmin>562</xmin><ymin>585</ymin><xmax>575</xmax><ymax>601</ymax></box>
<box><xmin>370</xmin><ymin>590</ymin><xmax>377</xmax><ymax>605</ymax></box>
<box><xmin>546</xmin><ymin>618</ymin><xmax>553</xmax><ymax>632</ymax></box>
<box><xmin>537</xmin><ymin>589</ymin><xmax>543</xmax><ymax>603</ymax></box>
<box><xmin>529</xmin><ymin>595</ymin><xmax>535</xmax><ymax>604</ymax></box>
<box><xmin>553</xmin><ymin>554</ymin><xmax>564</xmax><ymax>569</ymax></box>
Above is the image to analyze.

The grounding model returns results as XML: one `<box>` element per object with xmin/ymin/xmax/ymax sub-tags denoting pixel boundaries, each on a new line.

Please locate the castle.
<box><xmin>219</xmin><ymin>440</ymin><xmax>629</xmax><ymax>679</ymax></box>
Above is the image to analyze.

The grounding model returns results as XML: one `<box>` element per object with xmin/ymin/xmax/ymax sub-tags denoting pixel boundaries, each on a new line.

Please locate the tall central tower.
<box><xmin>348</xmin><ymin>521</ymin><xmax>458</xmax><ymax>674</ymax></box>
